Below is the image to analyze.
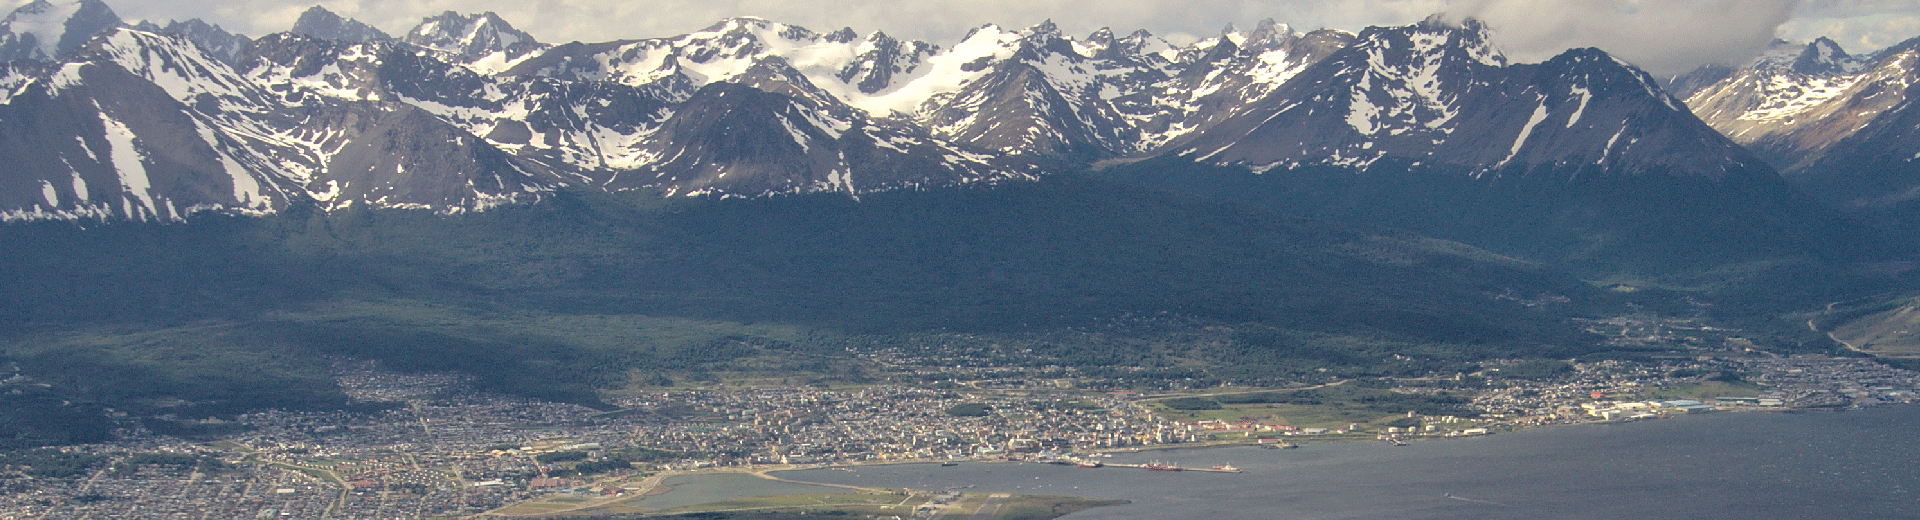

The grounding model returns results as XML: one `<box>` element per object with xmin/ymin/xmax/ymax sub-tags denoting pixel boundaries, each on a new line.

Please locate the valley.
<box><xmin>0</xmin><ymin>1</ymin><xmax>1919</xmax><ymax>518</ymax></box>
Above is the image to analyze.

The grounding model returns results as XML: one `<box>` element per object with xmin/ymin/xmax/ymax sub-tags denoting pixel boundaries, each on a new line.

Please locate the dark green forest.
<box><xmin>0</xmin><ymin>175</ymin><xmax>1886</xmax><ymax>447</ymax></box>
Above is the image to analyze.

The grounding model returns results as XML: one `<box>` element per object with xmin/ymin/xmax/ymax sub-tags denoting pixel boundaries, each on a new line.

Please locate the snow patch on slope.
<box><xmin>1566</xmin><ymin>85</ymin><xmax>1590</xmax><ymax>128</ymax></box>
<box><xmin>1497</xmin><ymin>99</ymin><xmax>1550</xmax><ymax>168</ymax></box>
<box><xmin>1740</xmin><ymin>73</ymin><xmax>1865</xmax><ymax>122</ymax></box>
<box><xmin>848</xmin><ymin>24</ymin><xmax>1020</xmax><ymax>115</ymax></box>
<box><xmin>98</xmin><ymin>112</ymin><xmax>154</xmax><ymax>219</ymax></box>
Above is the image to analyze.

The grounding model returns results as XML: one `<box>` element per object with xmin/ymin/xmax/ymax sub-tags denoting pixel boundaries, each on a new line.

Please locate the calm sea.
<box><xmin>776</xmin><ymin>405</ymin><xmax>1920</xmax><ymax>519</ymax></box>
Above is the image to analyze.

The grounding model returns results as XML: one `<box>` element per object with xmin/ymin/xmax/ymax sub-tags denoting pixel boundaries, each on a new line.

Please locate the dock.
<box><xmin>1099</xmin><ymin>462</ymin><xmax>1242</xmax><ymax>473</ymax></box>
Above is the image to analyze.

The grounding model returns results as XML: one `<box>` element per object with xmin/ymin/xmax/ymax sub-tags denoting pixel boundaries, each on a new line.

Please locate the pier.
<box><xmin>1099</xmin><ymin>462</ymin><xmax>1242</xmax><ymax>473</ymax></box>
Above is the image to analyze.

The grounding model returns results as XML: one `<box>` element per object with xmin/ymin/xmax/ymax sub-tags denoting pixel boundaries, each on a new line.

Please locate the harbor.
<box><xmin>1100</xmin><ymin>461</ymin><xmax>1242</xmax><ymax>473</ymax></box>
<box><xmin>775</xmin><ymin>406</ymin><xmax>1920</xmax><ymax>519</ymax></box>
<box><xmin>1029</xmin><ymin>455</ymin><xmax>1243</xmax><ymax>473</ymax></box>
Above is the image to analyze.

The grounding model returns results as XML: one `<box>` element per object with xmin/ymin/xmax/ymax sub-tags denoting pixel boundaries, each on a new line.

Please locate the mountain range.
<box><xmin>0</xmin><ymin>1</ymin><xmax>1892</xmax><ymax>270</ymax></box>
<box><xmin>1678</xmin><ymin>36</ymin><xmax>1920</xmax><ymax>239</ymax></box>
<box><xmin>0</xmin><ymin>0</ymin><xmax>1915</xmax><ymax>440</ymax></box>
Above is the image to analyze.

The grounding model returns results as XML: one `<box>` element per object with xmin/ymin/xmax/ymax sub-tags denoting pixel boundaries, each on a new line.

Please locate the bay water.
<box><xmin>776</xmin><ymin>405</ymin><xmax>1920</xmax><ymax>519</ymax></box>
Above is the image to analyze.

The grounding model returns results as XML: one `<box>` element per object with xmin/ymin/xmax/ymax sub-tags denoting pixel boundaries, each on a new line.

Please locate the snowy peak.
<box><xmin>1075</xmin><ymin>27</ymin><xmax>1159</xmax><ymax>61</ymax></box>
<box><xmin>402</xmin><ymin>11</ymin><xmax>539</xmax><ymax>61</ymax></box>
<box><xmin>1165</xmin><ymin>23</ymin><xmax>1744</xmax><ymax>180</ymax></box>
<box><xmin>1076</xmin><ymin>27</ymin><xmax>1174</xmax><ymax>62</ymax></box>
<box><xmin>1239</xmin><ymin>18</ymin><xmax>1295</xmax><ymax>54</ymax></box>
<box><xmin>1023</xmin><ymin>19</ymin><xmax>1061</xmax><ymax>38</ymax></box>
<box><xmin>835</xmin><ymin>30</ymin><xmax>936</xmax><ymax>94</ymax></box>
<box><xmin>1337</xmin><ymin>18</ymin><xmax>1509</xmax><ymax>137</ymax></box>
<box><xmin>1682</xmin><ymin>35</ymin><xmax>1911</xmax><ymax>170</ymax></box>
<box><xmin>1749</xmin><ymin>37</ymin><xmax>1863</xmax><ymax>76</ymax></box>
<box><xmin>1359</xmin><ymin>16</ymin><xmax>1505</xmax><ymax>68</ymax></box>
<box><xmin>1114</xmin><ymin>24</ymin><xmax>1829</xmax><ymax>272</ymax></box>
<box><xmin>1677</xmin><ymin>33</ymin><xmax>1920</xmax><ymax>222</ymax></box>
<box><xmin>129</xmin><ymin>18</ymin><xmax>251</xmax><ymax>65</ymax></box>
<box><xmin>633</xmin><ymin>80</ymin><xmax>1029</xmax><ymax>198</ymax></box>
<box><xmin>734</xmin><ymin>54</ymin><xmax>860</xmax><ymax>122</ymax></box>
<box><xmin>0</xmin><ymin>5</ymin><xmax>1834</xmax><ymax>225</ymax></box>
<box><xmin>1790</xmin><ymin>37</ymin><xmax>1861</xmax><ymax>76</ymax></box>
<box><xmin>496</xmin><ymin>18</ymin><xmax>951</xmax><ymax>117</ymax></box>
<box><xmin>0</xmin><ymin>28</ymin><xmax>296</xmax><ymax>223</ymax></box>
<box><xmin>0</xmin><ymin>0</ymin><xmax>120</xmax><ymax>62</ymax></box>
<box><xmin>700</xmin><ymin>17</ymin><xmax>816</xmax><ymax>41</ymax></box>
<box><xmin>289</xmin><ymin>6</ymin><xmax>390</xmax><ymax>43</ymax></box>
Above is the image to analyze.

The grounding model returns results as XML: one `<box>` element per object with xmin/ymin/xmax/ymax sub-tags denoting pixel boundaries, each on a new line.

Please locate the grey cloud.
<box><xmin>1780</xmin><ymin>0</ymin><xmax>1920</xmax><ymax>52</ymax></box>
<box><xmin>1455</xmin><ymin>0</ymin><xmax>1798</xmax><ymax>76</ymax></box>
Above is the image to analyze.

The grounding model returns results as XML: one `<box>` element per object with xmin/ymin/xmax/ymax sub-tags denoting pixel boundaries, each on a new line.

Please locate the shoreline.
<box><xmin>484</xmin><ymin>401</ymin><xmax>1916</xmax><ymax>517</ymax></box>
<box><xmin>780</xmin><ymin>400</ymin><xmax>1916</xmax><ymax>466</ymax></box>
<box><xmin>755</xmin><ymin>403</ymin><xmax>1920</xmax><ymax>519</ymax></box>
<box><xmin>758</xmin><ymin>402</ymin><xmax>1920</xmax><ymax>482</ymax></box>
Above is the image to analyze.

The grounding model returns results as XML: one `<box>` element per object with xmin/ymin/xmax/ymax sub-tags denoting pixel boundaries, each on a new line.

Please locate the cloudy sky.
<box><xmin>69</xmin><ymin>0</ymin><xmax>1920</xmax><ymax>76</ymax></box>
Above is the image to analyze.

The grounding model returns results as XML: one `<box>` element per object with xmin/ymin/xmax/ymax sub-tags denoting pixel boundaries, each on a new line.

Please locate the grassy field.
<box><xmin>492</xmin><ymin>501</ymin><xmax>580</xmax><ymax>514</ymax></box>
<box><xmin>665</xmin><ymin>492</ymin><xmax>909</xmax><ymax>512</ymax></box>
<box><xmin>1830</xmin><ymin>302</ymin><xmax>1920</xmax><ymax>356</ymax></box>
<box><xmin>1</xmin><ymin>297</ymin><xmax>871</xmax><ymax>415</ymax></box>
<box><xmin>992</xmin><ymin>495</ymin><xmax>1131</xmax><ymax>520</ymax></box>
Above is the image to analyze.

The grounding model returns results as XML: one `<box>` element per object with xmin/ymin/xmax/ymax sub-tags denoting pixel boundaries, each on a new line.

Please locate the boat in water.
<box><xmin>1144</xmin><ymin>461</ymin><xmax>1184</xmax><ymax>472</ymax></box>
<box><xmin>1211</xmin><ymin>463</ymin><xmax>1240</xmax><ymax>472</ymax></box>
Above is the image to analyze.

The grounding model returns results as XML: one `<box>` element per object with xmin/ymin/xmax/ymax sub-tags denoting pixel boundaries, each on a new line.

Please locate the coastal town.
<box><xmin>1</xmin><ymin>346</ymin><xmax>1916</xmax><ymax>519</ymax></box>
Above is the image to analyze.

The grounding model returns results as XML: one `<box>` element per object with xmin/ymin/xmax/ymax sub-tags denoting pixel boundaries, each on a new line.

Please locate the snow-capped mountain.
<box><xmin>0</xmin><ymin>1</ymin><xmax>1354</xmax><ymax>221</ymax></box>
<box><xmin>128</xmin><ymin>18</ymin><xmax>251</xmax><ymax>65</ymax></box>
<box><xmin>0</xmin><ymin>0</ymin><xmax>118</xmax><ymax>62</ymax></box>
<box><xmin>287</xmin><ymin>5</ymin><xmax>388</xmax><ymax>43</ymax></box>
<box><xmin>1111</xmin><ymin>17</ymin><xmax>1854</xmax><ymax>268</ymax></box>
<box><xmin>1682</xmin><ymin>37</ymin><xmax>1885</xmax><ymax>168</ymax></box>
<box><xmin>1165</xmin><ymin>17</ymin><xmax>1759</xmax><ymax>178</ymax></box>
<box><xmin>0</xmin><ymin>0</ymin><xmax>1847</xmax><ymax>236</ymax></box>
<box><xmin>1677</xmin><ymin>36</ymin><xmax>1920</xmax><ymax>236</ymax></box>
<box><xmin>492</xmin><ymin>16</ymin><xmax>1352</xmax><ymax>163</ymax></box>
<box><xmin>0</xmin><ymin>33</ymin><xmax>278</xmax><ymax>222</ymax></box>
<box><xmin>0</xmin><ymin>26</ymin><xmax>563</xmax><ymax>222</ymax></box>
<box><xmin>0</xmin><ymin>2</ymin><xmax>1058</xmax><ymax>220</ymax></box>
<box><xmin>402</xmin><ymin>11</ymin><xmax>540</xmax><ymax>64</ymax></box>
<box><xmin>1135</xmin><ymin>22</ymin><xmax>1355</xmax><ymax>151</ymax></box>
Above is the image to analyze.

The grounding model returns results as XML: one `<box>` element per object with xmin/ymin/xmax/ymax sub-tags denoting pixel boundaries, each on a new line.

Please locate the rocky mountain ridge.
<box><xmin>0</xmin><ymin>0</ymin><xmax>1882</xmax><ymax>238</ymax></box>
<box><xmin>0</xmin><ymin>2</ymin><xmax>1381</xmax><ymax>220</ymax></box>
<box><xmin>1678</xmin><ymin>36</ymin><xmax>1920</xmax><ymax>236</ymax></box>
<box><xmin>1104</xmin><ymin>17</ymin><xmax>1877</xmax><ymax>271</ymax></box>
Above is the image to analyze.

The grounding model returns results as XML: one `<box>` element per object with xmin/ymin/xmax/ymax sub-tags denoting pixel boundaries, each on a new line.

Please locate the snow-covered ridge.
<box><xmin>1683</xmin><ymin>36</ymin><xmax>1920</xmax><ymax>165</ymax></box>
<box><xmin>0</xmin><ymin>2</ymin><xmax>1369</xmax><ymax>220</ymax></box>
<box><xmin>0</xmin><ymin>0</ymin><xmax>119</xmax><ymax>62</ymax></box>
<box><xmin>0</xmin><ymin>0</ymin><xmax>1770</xmax><ymax>223</ymax></box>
<box><xmin>403</xmin><ymin>10</ymin><xmax>539</xmax><ymax>65</ymax></box>
<box><xmin>1174</xmin><ymin>20</ymin><xmax>1737</xmax><ymax>181</ymax></box>
<box><xmin>5</xmin><ymin>0</ymin><xmax>84</xmax><ymax>59</ymax></box>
